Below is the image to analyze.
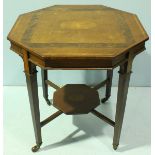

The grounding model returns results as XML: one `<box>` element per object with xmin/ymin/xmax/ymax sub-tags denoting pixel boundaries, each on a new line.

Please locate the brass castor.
<box><xmin>46</xmin><ymin>99</ymin><xmax>51</xmax><ymax>106</ymax></box>
<box><xmin>113</xmin><ymin>144</ymin><xmax>118</xmax><ymax>150</ymax></box>
<box><xmin>101</xmin><ymin>96</ymin><xmax>110</xmax><ymax>103</ymax></box>
<box><xmin>31</xmin><ymin>143</ymin><xmax>42</xmax><ymax>152</ymax></box>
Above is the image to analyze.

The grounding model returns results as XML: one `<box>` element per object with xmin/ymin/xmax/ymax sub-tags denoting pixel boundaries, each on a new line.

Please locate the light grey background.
<box><xmin>3</xmin><ymin>0</ymin><xmax>151</xmax><ymax>86</ymax></box>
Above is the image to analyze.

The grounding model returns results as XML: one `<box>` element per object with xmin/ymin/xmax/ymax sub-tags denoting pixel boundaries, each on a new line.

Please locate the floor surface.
<box><xmin>3</xmin><ymin>86</ymin><xmax>151</xmax><ymax>155</ymax></box>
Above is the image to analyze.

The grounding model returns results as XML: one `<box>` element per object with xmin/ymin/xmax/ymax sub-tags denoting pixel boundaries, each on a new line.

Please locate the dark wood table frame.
<box><xmin>7</xmin><ymin>5</ymin><xmax>149</xmax><ymax>152</ymax></box>
<box><xmin>23</xmin><ymin>49</ymin><xmax>134</xmax><ymax>152</ymax></box>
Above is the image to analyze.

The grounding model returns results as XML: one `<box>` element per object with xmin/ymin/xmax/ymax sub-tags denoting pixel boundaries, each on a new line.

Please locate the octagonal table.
<box><xmin>7</xmin><ymin>5</ymin><xmax>149</xmax><ymax>152</ymax></box>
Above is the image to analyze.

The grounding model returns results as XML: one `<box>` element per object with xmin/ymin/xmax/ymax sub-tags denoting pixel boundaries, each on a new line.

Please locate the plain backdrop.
<box><xmin>3</xmin><ymin>0</ymin><xmax>151</xmax><ymax>86</ymax></box>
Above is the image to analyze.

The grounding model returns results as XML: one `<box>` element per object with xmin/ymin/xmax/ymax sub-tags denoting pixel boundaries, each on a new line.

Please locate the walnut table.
<box><xmin>7</xmin><ymin>5</ymin><xmax>149</xmax><ymax>152</ymax></box>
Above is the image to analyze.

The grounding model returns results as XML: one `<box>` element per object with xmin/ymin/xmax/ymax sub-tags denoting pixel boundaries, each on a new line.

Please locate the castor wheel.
<box><xmin>113</xmin><ymin>144</ymin><xmax>118</xmax><ymax>150</ymax></box>
<box><xmin>31</xmin><ymin>143</ymin><xmax>42</xmax><ymax>152</ymax></box>
<box><xmin>46</xmin><ymin>99</ymin><xmax>51</xmax><ymax>106</ymax></box>
<box><xmin>101</xmin><ymin>96</ymin><xmax>110</xmax><ymax>103</ymax></box>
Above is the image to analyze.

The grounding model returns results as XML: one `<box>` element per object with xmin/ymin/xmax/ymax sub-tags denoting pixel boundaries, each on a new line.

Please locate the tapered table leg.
<box><xmin>113</xmin><ymin>63</ymin><xmax>132</xmax><ymax>150</ymax></box>
<box><xmin>101</xmin><ymin>70</ymin><xmax>113</xmax><ymax>103</ymax></box>
<box><xmin>41</xmin><ymin>69</ymin><xmax>51</xmax><ymax>105</ymax></box>
<box><xmin>25</xmin><ymin>62</ymin><xmax>42</xmax><ymax>152</ymax></box>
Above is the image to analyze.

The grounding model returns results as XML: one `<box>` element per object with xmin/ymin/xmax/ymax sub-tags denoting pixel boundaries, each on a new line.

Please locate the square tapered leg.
<box><xmin>113</xmin><ymin>62</ymin><xmax>132</xmax><ymax>150</ymax></box>
<box><xmin>25</xmin><ymin>62</ymin><xmax>42</xmax><ymax>152</ymax></box>
<box><xmin>101</xmin><ymin>70</ymin><xmax>113</xmax><ymax>103</ymax></box>
<box><xmin>41</xmin><ymin>69</ymin><xmax>51</xmax><ymax>105</ymax></box>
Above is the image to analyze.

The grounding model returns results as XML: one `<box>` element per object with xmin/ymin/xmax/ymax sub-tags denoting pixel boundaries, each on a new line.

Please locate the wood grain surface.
<box><xmin>7</xmin><ymin>5</ymin><xmax>149</xmax><ymax>69</ymax></box>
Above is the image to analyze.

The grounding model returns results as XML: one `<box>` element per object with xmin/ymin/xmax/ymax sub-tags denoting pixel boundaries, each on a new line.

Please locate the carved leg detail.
<box><xmin>41</xmin><ymin>69</ymin><xmax>51</xmax><ymax>105</ymax></box>
<box><xmin>101</xmin><ymin>70</ymin><xmax>113</xmax><ymax>103</ymax></box>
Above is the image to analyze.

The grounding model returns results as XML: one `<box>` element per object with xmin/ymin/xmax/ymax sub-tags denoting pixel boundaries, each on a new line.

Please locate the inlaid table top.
<box><xmin>7</xmin><ymin>5</ymin><xmax>149</xmax><ymax>69</ymax></box>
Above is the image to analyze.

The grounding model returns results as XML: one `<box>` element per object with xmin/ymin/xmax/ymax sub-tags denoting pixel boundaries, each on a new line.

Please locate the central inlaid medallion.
<box><xmin>60</xmin><ymin>21</ymin><xmax>97</xmax><ymax>30</ymax></box>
